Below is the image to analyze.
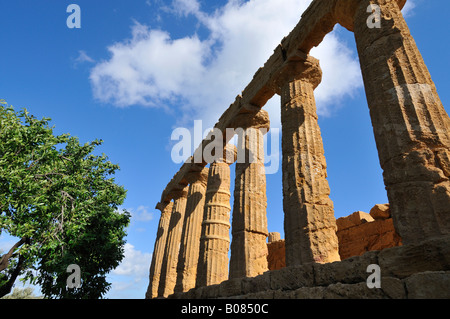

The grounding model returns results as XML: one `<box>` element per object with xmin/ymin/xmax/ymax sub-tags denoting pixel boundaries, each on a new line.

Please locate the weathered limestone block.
<box><xmin>268</xmin><ymin>232</ymin><xmax>281</xmax><ymax>243</ymax></box>
<box><xmin>196</xmin><ymin>145</ymin><xmax>237</xmax><ymax>287</ymax></box>
<box><xmin>404</xmin><ymin>271</ymin><xmax>450</xmax><ymax>299</ymax></box>
<box><xmin>313</xmin><ymin>250</ymin><xmax>379</xmax><ymax>287</ymax></box>
<box><xmin>294</xmin><ymin>286</ymin><xmax>326</xmax><ymax>299</ymax></box>
<box><xmin>241</xmin><ymin>271</ymin><xmax>271</xmax><ymax>295</ymax></box>
<box><xmin>145</xmin><ymin>201</ymin><xmax>173</xmax><ymax>299</ymax></box>
<box><xmin>351</xmin><ymin>0</ymin><xmax>450</xmax><ymax>243</ymax></box>
<box><xmin>370</xmin><ymin>203</ymin><xmax>391</xmax><ymax>220</ymax></box>
<box><xmin>337</xmin><ymin>217</ymin><xmax>402</xmax><ymax>260</ymax></box>
<box><xmin>336</xmin><ymin>211</ymin><xmax>374</xmax><ymax>231</ymax></box>
<box><xmin>241</xmin><ymin>290</ymin><xmax>275</xmax><ymax>299</ymax></box>
<box><xmin>322</xmin><ymin>282</ymin><xmax>387</xmax><ymax>299</ymax></box>
<box><xmin>378</xmin><ymin>235</ymin><xmax>450</xmax><ymax>279</ymax></box>
<box><xmin>175</xmin><ymin>167</ymin><xmax>209</xmax><ymax>293</ymax></box>
<box><xmin>171</xmin><ymin>235</ymin><xmax>450</xmax><ymax>299</ymax></box>
<box><xmin>270</xmin><ymin>263</ymin><xmax>315</xmax><ymax>291</ymax></box>
<box><xmin>379</xmin><ymin>276</ymin><xmax>407</xmax><ymax>299</ymax></box>
<box><xmin>200</xmin><ymin>283</ymin><xmax>221</xmax><ymax>299</ymax></box>
<box><xmin>218</xmin><ymin>278</ymin><xmax>242</xmax><ymax>298</ymax></box>
<box><xmin>229</xmin><ymin>109</ymin><xmax>270</xmax><ymax>279</ymax></box>
<box><xmin>267</xmin><ymin>239</ymin><xmax>286</xmax><ymax>271</ymax></box>
<box><xmin>273</xmin><ymin>56</ymin><xmax>340</xmax><ymax>266</ymax></box>
<box><xmin>158</xmin><ymin>187</ymin><xmax>189</xmax><ymax>297</ymax></box>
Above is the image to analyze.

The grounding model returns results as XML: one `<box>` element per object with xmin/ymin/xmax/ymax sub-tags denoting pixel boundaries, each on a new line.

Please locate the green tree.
<box><xmin>0</xmin><ymin>100</ymin><xmax>130</xmax><ymax>298</ymax></box>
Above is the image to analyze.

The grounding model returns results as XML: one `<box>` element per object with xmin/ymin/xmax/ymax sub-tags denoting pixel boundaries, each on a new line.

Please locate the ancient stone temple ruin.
<box><xmin>146</xmin><ymin>0</ymin><xmax>450</xmax><ymax>299</ymax></box>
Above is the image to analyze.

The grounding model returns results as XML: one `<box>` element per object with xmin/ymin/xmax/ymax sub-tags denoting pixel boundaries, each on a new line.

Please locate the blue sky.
<box><xmin>0</xmin><ymin>0</ymin><xmax>449</xmax><ymax>299</ymax></box>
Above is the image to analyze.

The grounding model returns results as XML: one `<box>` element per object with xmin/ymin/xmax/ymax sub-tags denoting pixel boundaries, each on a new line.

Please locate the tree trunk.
<box><xmin>0</xmin><ymin>237</ymin><xmax>29</xmax><ymax>298</ymax></box>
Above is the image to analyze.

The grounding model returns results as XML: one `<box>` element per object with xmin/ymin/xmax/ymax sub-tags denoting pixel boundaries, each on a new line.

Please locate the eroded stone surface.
<box><xmin>146</xmin><ymin>201</ymin><xmax>173</xmax><ymax>299</ymax></box>
<box><xmin>230</xmin><ymin>110</ymin><xmax>270</xmax><ymax>279</ymax></box>
<box><xmin>196</xmin><ymin>146</ymin><xmax>236</xmax><ymax>288</ymax></box>
<box><xmin>353</xmin><ymin>0</ymin><xmax>450</xmax><ymax>243</ymax></box>
<box><xmin>337</xmin><ymin>217</ymin><xmax>402</xmax><ymax>260</ymax></box>
<box><xmin>175</xmin><ymin>168</ymin><xmax>209</xmax><ymax>293</ymax></box>
<box><xmin>336</xmin><ymin>211</ymin><xmax>374</xmax><ymax>231</ymax></box>
<box><xmin>277</xmin><ymin>58</ymin><xmax>340</xmax><ymax>266</ymax></box>
<box><xmin>370</xmin><ymin>204</ymin><xmax>391</xmax><ymax>220</ymax></box>
<box><xmin>158</xmin><ymin>188</ymin><xmax>189</xmax><ymax>297</ymax></box>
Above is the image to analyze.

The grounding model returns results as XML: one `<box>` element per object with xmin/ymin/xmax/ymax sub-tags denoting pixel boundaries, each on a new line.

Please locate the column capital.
<box><xmin>156</xmin><ymin>200</ymin><xmax>174</xmax><ymax>215</ymax></box>
<box><xmin>231</xmin><ymin>108</ymin><xmax>270</xmax><ymax>132</ymax></box>
<box><xmin>184</xmin><ymin>167</ymin><xmax>209</xmax><ymax>187</ymax></box>
<box><xmin>271</xmin><ymin>55</ymin><xmax>322</xmax><ymax>94</ymax></box>
<box><xmin>214</xmin><ymin>144</ymin><xmax>238</xmax><ymax>165</ymax></box>
<box><xmin>334</xmin><ymin>0</ymin><xmax>407</xmax><ymax>31</ymax></box>
<box><xmin>169</xmin><ymin>185</ymin><xmax>189</xmax><ymax>201</ymax></box>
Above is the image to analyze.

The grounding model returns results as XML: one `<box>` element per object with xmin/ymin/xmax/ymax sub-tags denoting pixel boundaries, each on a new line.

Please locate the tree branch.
<box><xmin>0</xmin><ymin>237</ymin><xmax>27</xmax><ymax>272</ymax></box>
<box><xmin>0</xmin><ymin>254</ymin><xmax>25</xmax><ymax>298</ymax></box>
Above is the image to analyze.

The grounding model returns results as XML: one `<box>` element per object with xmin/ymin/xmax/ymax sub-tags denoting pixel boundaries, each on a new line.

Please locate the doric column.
<box><xmin>341</xmin><ymin>0</ymin><xmax>450</xmax><ymax>243</ymax></box>
<box><xmin>157</xmin><ymin>187</ymin><xmax>189</xmax><ymax>297</ymax></box>
<box><xmin>229</xmin><ymin>109</ymin><xmax>270</xmax><ymax>279</ymax></box>
<box><xmin>174</xmin><ymin>167</ymin><xmax>209</xmax><ymax>293</ymax></box>
<box><xmin>268</xmin><ymin>232</ymin><xmax>281</xmax><ymax>243</ymax></box>
<box><xmin>273</xmin><ymin>56</ymin><xmax>341</xmax><ymax>266</ymax></box>
<box><xmin>145</xmin><ymin>201</ymin><xmax>173</xmax><ymax>299</ymax></box>
<box><xmin>196</xmin><ymin>145</ymin><xmax>237</xmax><ymax>287</ymax></box>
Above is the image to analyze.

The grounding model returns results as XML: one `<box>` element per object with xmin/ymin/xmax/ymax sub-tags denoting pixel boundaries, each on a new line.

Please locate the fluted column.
<box><xmin>157</xmin><ymin>187</ymin><xmax>189</xmax><ymax>297</ymax></box>
<box><xmin>339</xmin><ymin>0</ymin><xmax>450</xmax><ymax>243</ymax></box>
<box><xmin>229</xmin><ymin>109</ymin><xmax>270</xmax><ymax>279</ymax></box>
<box><xmin>174</xmin><ymin>167</ymin><xmax>209</xmax><ymax>293</ymax></box>
<box><xmin>145</xmin><ymin>201</ymin><xmax>173</xmax><ymax>299</ymax></box>
<box><xmin>274</xmin><ymin>56</ymin><xmax>340</xmax><ymax>266</ymax></box>
<box><xmin>196</xmin><ymin>145</ymin><xmax>237</xmax><ymax>287</ymax></box>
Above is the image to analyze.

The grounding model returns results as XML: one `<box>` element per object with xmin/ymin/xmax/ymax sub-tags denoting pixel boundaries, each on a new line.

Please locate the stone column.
<box><xmin>145</xmin><ymin>201</ymin><xmax>173</xmax><ymax>299</ymax></box>
<box><xmin>273</xmin><ymin>56</ymin><xmax>341</xmax><ymax>266</ymax></box>
<box><xmin>174</xmin><ymin>167</ymin><xmax>209</xmax><ymax>293</ymax></box>
<box><xmin>157</xmin><ymin>187</ymin><xmax>189</xmax><ymax>297</ymax></box>
<box><xmin>344</xmin><ymin>0</ymin><xmax>450</xmax><ymax>243</ymax></box>
<box><xmin>268</xmin><ymin>232</ymin><xmax>281</xmax><ymax>243</ymax></box>
<box><xmin>196</xmin><ymin>145</ymin><xmax>237</xmax><ymax>287</ymax></box>
<box><xmin>229</xmin><ymin>109</ymin><xmax>270</xmax><ymax>279</ymax></box>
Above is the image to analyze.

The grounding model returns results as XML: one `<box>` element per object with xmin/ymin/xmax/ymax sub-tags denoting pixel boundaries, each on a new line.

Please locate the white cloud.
<box><xmin>118</xmin><ymin>205</ymin><xmax>154</xmax><ymax>223</ymax></box>
<box><xmin>311</xmin><ymin>33</ymin><xmax>362</xmax><ymax>115</ymax></box>
<box><xmin>106</xmin><ymin>243</ymin><xmax>152</xmax><ymax>298</ymax></box>
<box><xmin>402</xmin><ymin>0</ymin><xmax>416</xmax><ymax>17</ymax></box>
<box><xmin>112</xmin><ymin>243</ymin><xmax>152</xmax><ymax>277</ymax></box>
<box><xmin>133</xmin><ymin>205</ymin><xmax>154</xmax><ymax>222</ymax></box>
<box><xmin>72</xmin><ymin>50</ymin><xmax>95</xmax><ymax>69</ymax></box>
<box><xmin>90</xmin><ymin>0</ymin><xmax>362</xmax><ymax>129</ymax></box>
<box><xmin>90</xmin><ymin>22</ymin><xmax>208</xmax><ymax>108</ymax></box>
<box><xmin>75</xmin><ymin>50</ymin><xmax>95</xmax><ymax>63</ymax></box>
<box><xmin>172</xmin><ymin>0</ymin><xmax>202</xmax><ymax>16</ymax></box>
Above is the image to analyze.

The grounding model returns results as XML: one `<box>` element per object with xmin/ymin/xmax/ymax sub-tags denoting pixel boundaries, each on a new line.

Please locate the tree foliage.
<box><xmin>0</xmin><ymin>100</ymin><xmax>130</xmax><ymax>298</ymax></box>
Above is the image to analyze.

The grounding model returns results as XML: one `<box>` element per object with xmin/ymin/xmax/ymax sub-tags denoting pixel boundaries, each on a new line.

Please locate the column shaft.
<box><xmin>145</xmin><ymin>201</ymin><xmax>173</xmax><ymax>299</ymax></box>
<box><xmin>353</xmin><ymin>0</ymin><xmax>450</xmax><ymax>243</ymax></box>
<box><xmin>196</xmin><ymin>147</ymin><xmax>235</xmax><ymax>287</ymax></box>
<box><xmin>278</xmin><ymin>59</ymin><xmax>340</xmax><ymax>266</ymax></box>
<box><xmin>157</xmin><ymin>188</ymin><xmax>188</xmax><ymax>297</ymax></box>
<box><xmin>230</xmin><ymin>121</ymin><xmax>269</xmax><ymax>279</ymax></box>
<box><xmin>174</xmin><ymin>168</ymin><xmax>209</xmax><ymax>293</ymax></box>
